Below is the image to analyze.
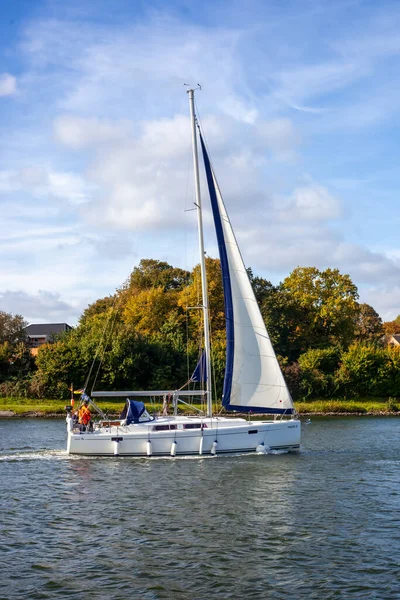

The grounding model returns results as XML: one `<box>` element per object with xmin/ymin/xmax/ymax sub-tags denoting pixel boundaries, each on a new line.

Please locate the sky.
<box><xmin>1</xmin><ymin>0</ymin><xmax>400</xmax><ymax>325</ymax></box>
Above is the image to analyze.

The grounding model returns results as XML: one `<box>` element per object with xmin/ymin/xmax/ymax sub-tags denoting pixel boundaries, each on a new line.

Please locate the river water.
<box><xmin>0</xmin><ymin>417</ymin><xmax>399</xmax><ymax>599</ymax></box>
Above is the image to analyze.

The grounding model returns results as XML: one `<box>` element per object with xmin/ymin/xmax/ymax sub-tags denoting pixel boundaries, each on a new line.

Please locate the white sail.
<box><xmin>200</xmin><ymin>135</ymin><xmax>294</xmax><ymax>413</ymax></box>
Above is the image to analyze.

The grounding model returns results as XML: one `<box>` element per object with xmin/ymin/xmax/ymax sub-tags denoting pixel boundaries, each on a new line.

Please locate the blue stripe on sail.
<box><xmin>225</xmin><ymin>405</ymin><xmax>294</xmax><ymax>415</ymax></box>
<box><xmin>199</xmin><ymin>134</ymin><xmax>234</xmax><ymax>408</ymax></box>
<box><xmin>190</xmin><ymin>350</ymin><xmax>207</xmax><ymax>383</ymax></box>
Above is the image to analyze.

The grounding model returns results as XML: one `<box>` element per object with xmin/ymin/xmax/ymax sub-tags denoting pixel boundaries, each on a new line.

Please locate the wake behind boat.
<box><xmin>66</xmin><ymin>88</ymin><xmax>301</xmax><ymax>456</ymax></box>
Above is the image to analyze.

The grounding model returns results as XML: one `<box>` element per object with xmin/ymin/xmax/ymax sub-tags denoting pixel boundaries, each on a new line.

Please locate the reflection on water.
<box><xmin>0</xmin><ymin>417</ymin><xmax>399</xmax><ymax>599</ymax></box>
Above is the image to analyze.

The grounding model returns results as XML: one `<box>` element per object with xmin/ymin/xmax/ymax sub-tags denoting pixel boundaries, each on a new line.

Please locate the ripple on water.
<box><xmin>0</xmin><ymin>417</ymin><xmax>399</xmax><ymax>599</ymax></box>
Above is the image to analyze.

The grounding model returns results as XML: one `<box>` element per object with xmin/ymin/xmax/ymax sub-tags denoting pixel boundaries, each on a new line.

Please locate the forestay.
<box><xmin>200</xmin><ymin>134</ymin><xmax>294</xmax><ymax>414</ymax></box>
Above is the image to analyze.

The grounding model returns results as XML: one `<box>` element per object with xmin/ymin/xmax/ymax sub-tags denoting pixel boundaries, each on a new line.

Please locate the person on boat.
<box><xmin>72</xmin><ymin>410</ymin><xmax>79</xmax><ymax>428</ymax></box>
<box><xmin>78</xmin><ymin>400</ymin><xmax>92</xmax><ymax>432</ymax></box>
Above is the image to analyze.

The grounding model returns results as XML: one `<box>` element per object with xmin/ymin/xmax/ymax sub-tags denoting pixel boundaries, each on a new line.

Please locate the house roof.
<box><xmin>391</xmin><ymin>334</ymin><xmax>400</xmax><ymax>343</ymax></box>
<box><xmin>25</xmin><ymin>323</ymin><xmax>72</xmax><ymax>336</ymax></box>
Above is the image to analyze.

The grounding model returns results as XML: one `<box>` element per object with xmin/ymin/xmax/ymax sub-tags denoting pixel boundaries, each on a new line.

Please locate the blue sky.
<box><xmin>1</xmin><ymin>0</ymin><xmax>400</xmax><ymax>324</ymax></box>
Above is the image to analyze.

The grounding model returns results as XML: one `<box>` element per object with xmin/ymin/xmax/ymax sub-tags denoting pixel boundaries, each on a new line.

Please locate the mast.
<box><xmin>188</xmin><ymin>88</ymin><xmax>213</xmax><ymax>417</ymax></box>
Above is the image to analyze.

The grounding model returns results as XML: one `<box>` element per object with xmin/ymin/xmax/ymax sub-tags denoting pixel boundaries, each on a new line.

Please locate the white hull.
<box><xmin>67</xmin><ymin>416</ymin><xmax>301</xmax><ymax>456</ymax></box>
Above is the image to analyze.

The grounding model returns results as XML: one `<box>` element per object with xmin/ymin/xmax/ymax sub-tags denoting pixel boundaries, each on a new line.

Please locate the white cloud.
<box><xmin>239</xmin><ymin>221</ymin><xmax>400</xmax><ymax>295</ymax></box>
<box><xmin>256</xmin><ymin>119</ymin><xmax>300</xmax><ymax>161</ymax></box>
<box><xmin>0</xmin><ymin>73</ymin><xmax>17</xmax><ymax>97</ymax></box>
<box><xmin>0</xmin><ymin>290</ymin><xmax>77</xmax><ymax>323</ymax></box>
<box><xmin>274</xmin><ymin>183</ymin><xmax>342</xmax><ymax>222</ymax></box>
<box><xmin>223</xmin><ymin>95</ymin><xmax>258</xmax><ymax>124</ymax></box>
<box><xmin>331</xmin><ymin>243</ymin><xmax>400</xmax><ymax>284</ymax></box>
<box><xmin>51</xmin><ymin>112</ymin><xmax>299</xmax><ymax>232</ymax></box>
<box><xmin>361</xmin><ymin>286</ymin><xmax>400</xmax><ymax>322</ymax></box>
<box><xmin>240</xmin><ymin>222</ymin><xmax>338</xmax><ymax>272</ymax></box>
<box><xmin>275</xmin><ymin>61</ymin><xmax>365</xmax><ymax>106</ymax></box>
<box><xmin>54</xmin><ymin>115</ymin><xmax>130</xmax><ymax>149</ymax></box>
<box><xmin>0</xmin><ymin>167</ymin><xmax>93</xmax><ymax>205</ymax></box>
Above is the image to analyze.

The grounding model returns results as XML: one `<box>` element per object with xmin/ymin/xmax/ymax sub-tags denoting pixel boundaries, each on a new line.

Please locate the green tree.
<box><xmin>354</xmin><ymin>303</ymin><xmax>383</xmax><ymax>342</ymax></box>
<box><xmin>336</xmin><ymin>344</ymin><xmax>393</xmax><ymax>397</ymax></box>
<box><xmin>0</xmin><ymin>311</ymin><xmax>27</xmax><ymax>345</ymax></box>
<box><xmin>247</xmin><ymin>269</ymin><xmax>298</xmax><ymax>357</ymax></box>
<box><xmin>128</xmin><ymin>259</ymin><xmax>190</xmax><ymax>292</ymax></box>
<box><xmin>282</xmin><ymin>267</ymin><xmax>359</xmax><ymax>350</ymax></box>
<box><xmin>0</xmin><ymin>342</ymin><xmax>12</xmax><ymax>383</ymax></box>
<box><xmin>79</xmin><ymin>295</ymin><xmax>116</xmax><ymax>325</ymax></box>
<box><xmin>0</xmin><ymin>313</ymin><xmax>34</xmax><ymax>384</ymax></box>
<box><xmin>260</xmin><ymin>283</ymin><xmax>304</xmax><ymax>360</ymax></box>
<box><xmin>247</xmin><ymin>268</ymin><xmax>274</xmax><ymax>306</ymax></box>
<box><xmin>35</xmin><ymin>337</ymin><xmax>84</xmax><ymax>398</ymax></box>
<box><xmin>298</xmin><ymin>347</ymin><xmax>341</xmax><ymax>398</ymax></box>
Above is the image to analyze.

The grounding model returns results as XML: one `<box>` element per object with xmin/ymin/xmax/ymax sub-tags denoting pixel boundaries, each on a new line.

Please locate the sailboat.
<box><xmin>65</xmin><ymin>88</ymin><xmax>301</xmax><ymax>456</ymax></box>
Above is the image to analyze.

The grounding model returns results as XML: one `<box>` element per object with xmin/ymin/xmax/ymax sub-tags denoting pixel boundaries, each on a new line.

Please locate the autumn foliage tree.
<box><xmin>382</xmin><ymin>315</ymin><xmax>400</xmax><ymax>335</ymax></box>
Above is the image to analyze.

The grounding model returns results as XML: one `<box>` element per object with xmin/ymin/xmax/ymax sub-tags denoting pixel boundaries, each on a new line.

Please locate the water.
<box><xmin>0</xmin><ymin>417</ymin><xmax>399</xmax><ymax>599</ymax></box>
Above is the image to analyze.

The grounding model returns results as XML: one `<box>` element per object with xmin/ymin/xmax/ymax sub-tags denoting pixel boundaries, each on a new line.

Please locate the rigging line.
<box><xmin>95</xmin><ymin>279</ymin><xmax>128</xmax><ymax>375</ymax></box>
<box><xmin>83</xmin><ymin>293</ymin><xmax>119</xmax><ymax>392</ymax></box>
<box><xmin>85</xmin><ymin>274</ymin><xmax>129</xmax><ymax>393</ymax></box>
<box><xmin>91</xmin><ymin>303</ymin><xmax>120</xmax><ymax>392</ymax></box>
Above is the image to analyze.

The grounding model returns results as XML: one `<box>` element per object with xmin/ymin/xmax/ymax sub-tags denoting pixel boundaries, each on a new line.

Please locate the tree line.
<box><xmin>1</xmin><ymin>258</ymin><xmax>400</xmax><ymax>401</ymax></box>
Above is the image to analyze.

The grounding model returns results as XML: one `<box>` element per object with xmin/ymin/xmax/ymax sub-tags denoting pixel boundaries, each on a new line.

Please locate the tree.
<box><xmin>123</xmin><ymin>287</ymin><xmax>182</xmax><ymax>336</ymax></box>
<box><xmin>128</xmin><ymin>259</ymin><xmax>190</xmax><ymax>292</ymax></box>
<box><xmin>298</xmin><ymin>347</ymin><xmax>341</xmax><ymax>398</ymax></box>
<box><xmin>0</xmin><ymin>311</ymin><xmax>27</xmax><ymax>345</ymax></box>
<box><xmin>247</xmin><ymin>268</ymin><xmax>274</xmax><ymax>306</ymax></box>
<box><xmin>354</xmin><ymin>303</ymin><xmax>383</xmax><ymax>342</ymax></box>
<box><xmin>336</xmin><ymin>344</ymin><xmax>394</xmax><ymax>397</ymax></box>
<box><xmin>178</xmin><ymin>257</ymin><xmax>225</xmax><ymax>343</ymax></box>
<box><xmin>79</xmin><ymin>295</ymin><xmax>116</xmax><ymax>325</ymax></box>
<box><xmin>383</xmin><ymin>318</ymin><xmax>400</xmax><ymax>335</ymax></box>
<box><xmin>282</xmin><ymin>267</ymin><xmax>359</xmax><ymax>351</ymax></box>
<box><xmin>35</xmin><ymin>336</ymin><xmax>86</xmax><ymax>398</ymax></box>
<box><xmin>0</xmin><ymin>312</ymin><xmax>34</xmax><ymax>383</ymax></box>
<box><xmin>259</xmin><ymin>282</ymin><xmax>303</xmax><ymax>360</ymax></box>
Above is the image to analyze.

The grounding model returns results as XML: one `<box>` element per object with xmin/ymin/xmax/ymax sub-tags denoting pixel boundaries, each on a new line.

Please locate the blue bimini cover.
<box><xmin>120</xmin><ymin>399</ymin><xmax>145</xmax><ymax>424</ymax></box>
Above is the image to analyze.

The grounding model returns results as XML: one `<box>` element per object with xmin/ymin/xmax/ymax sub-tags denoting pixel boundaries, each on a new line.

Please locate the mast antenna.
<box><xmin>184</xmin><ymin>83</ymin><xmax>202</xmax><ymax>92</ymax></box>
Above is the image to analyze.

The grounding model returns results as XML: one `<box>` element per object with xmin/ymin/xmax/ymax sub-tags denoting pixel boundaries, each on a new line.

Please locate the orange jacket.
<box><xmin>78</xmin><ymin>405</ymin><xmax>91</xmax><ymax>425</ymax></box>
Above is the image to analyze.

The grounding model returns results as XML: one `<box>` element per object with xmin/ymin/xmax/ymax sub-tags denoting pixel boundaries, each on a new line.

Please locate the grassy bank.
<box><xmin>296</xmin><ymin>397</ymin><xmax>399</xmax><ymax>415</ymax></box>
<box><xmin>0</xmin><ymin>397</ymin><xmax>399</xmax><ymax>416</ymax></box>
